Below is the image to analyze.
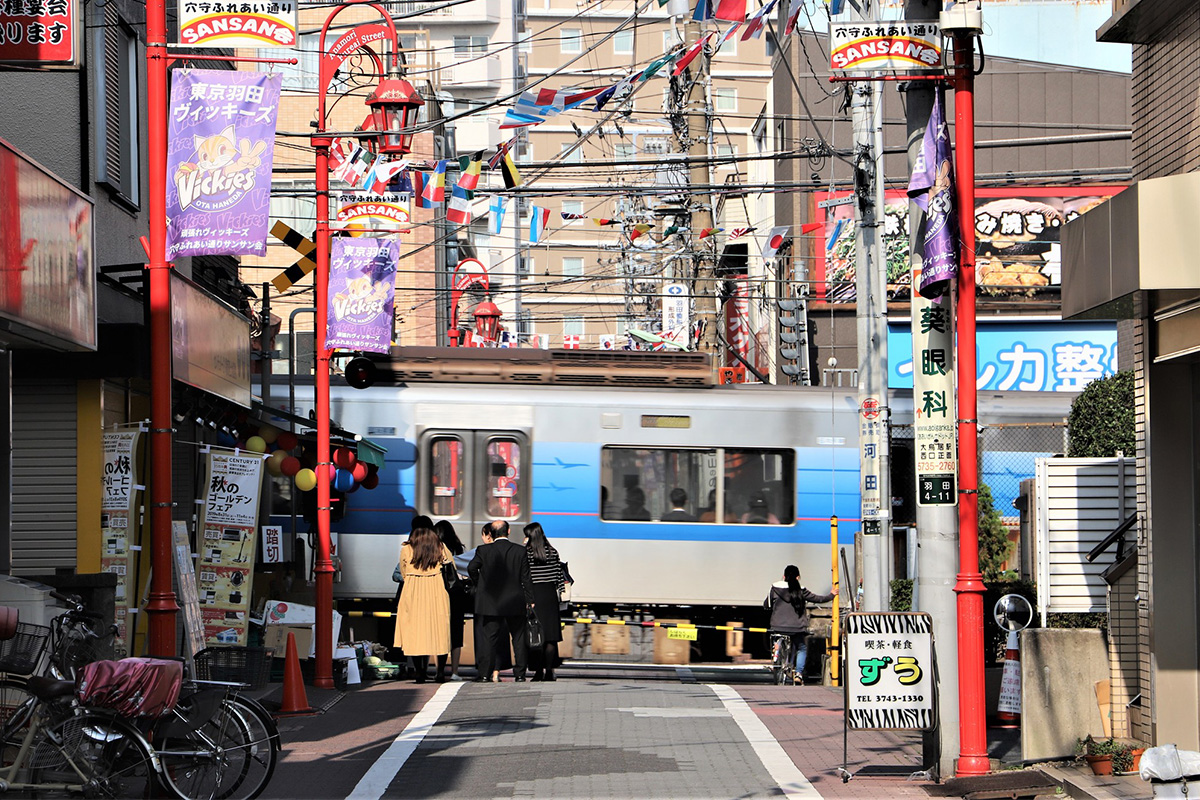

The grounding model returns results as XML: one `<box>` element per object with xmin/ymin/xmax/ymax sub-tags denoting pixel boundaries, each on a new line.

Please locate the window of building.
<box><xmin>663</xmin><ymin>30</ymin><xmax>679</xmax><ymax>52</ymax></box>
<box><xmin>714</xmin><ymin>87</ymin><xmax>737</xmax><ymax>112</ymax></box>
<box><xmin>454</xmin><ymin>35</ymin><xmax>488</xmax><ymax>56</ymax></box>
<box><xmin>613</xmin><ymin>28</ymin><xmax>633</xmax><ymax>55</ymax></box>
<box><xmin>561</xmin><ymin>28</ymin><xmax>582</xmax><ymax>53</ymax></box>
<box><xmin>599</xmin><ymin>446</ymin><xmax>795</xmax><ymax>523</ymax></box>
<box><xmin>518</xmin><ymin>32</ymin><xmax>532</xmax><ymax>54</ymax></box>
<box><xmin>269</xmin><ymin>180</ymin><xmax>317</xmax><ymax>239</ymax></box>
<box><xmin>260</xmin><ymin>33</ymin><xmax>318</xmax><ymax>91</ymax></box>
<box><xmin>562</xmin><ymin>199</ymin><xmax>584</xmax><ymax>216</ymax></box>
<box><xmin>95</xmin><ymin>4</ymin><xmax>140</xmax><ymax>205</ymax></box>
<box><xmin>718</xmin><ymin>34</ymin><xmax>736</xmax><ymax>57</ymax></box>
<box><xmin>518</xmin><ymin>253</ymin><xmax>532</xmax><ymax>275</ymax></box>
<box><xmin>716</xmin><ymin>143</ymin><xmax>737</xmax><ymax>163</ymax></box>
<box><xmin>614</xmin><ymin>142</ymin><xmax>636</xmax><ymax>158</ymax></box>
<box><xmin>560</xmin><ymin>143</ymin><xmax>583</xmax><ymax>163</ymax></box>
<box><xmin>765</xmin><ymin>34</ymin><xmax>776</xmax><ymax>58</ymax></box>
<box><xmin>563</xmin><ymin>316</ymin><xmax>584</xmax><ymax>336</ymax></box>
<box><xmin>563</xmin><ymin>257</ymin><xmax>584</xmax><ymax>277</ymax></box>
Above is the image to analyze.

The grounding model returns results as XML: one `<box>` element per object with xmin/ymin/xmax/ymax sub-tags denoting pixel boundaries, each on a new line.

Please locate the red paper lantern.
<box><xmin>351</xmin><ymin>462</ymin><xmax>368</xmax><ymax>482</ymax></box>
<box><xmin>276</xmin><ymin>431</ymin><xmax>298</xmax><ymax>451</ymax></box>
<box><xmin>332</xmin><ymin>447</ymin><xmax>357</xmax><ymax>470</ymax></box>
<box><xmin>281</xmin><ymin>456</ymin><xmax>301</xmax><ymax>477</ymax></box>
<box><xmin>362</xmin><ymin>473</ymin><xmax>379</xmax><ymax>490</ymax></box>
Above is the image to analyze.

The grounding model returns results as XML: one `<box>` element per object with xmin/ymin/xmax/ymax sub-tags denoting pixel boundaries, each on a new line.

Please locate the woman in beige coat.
<box><xmin>394</xmin><ymin>525</ymin><xmax>453</xmax><ymax>683</ymax></box>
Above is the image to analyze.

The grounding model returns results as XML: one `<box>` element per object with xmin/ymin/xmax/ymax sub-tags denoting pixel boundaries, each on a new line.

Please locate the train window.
<box><xmin>600</xmin><ymin>446</ymin><xmax>794</xmax><ymax>524</ymax></box>
<box><xmin>484</xmin><ymin>437</ymin><xmax>522</xmax><ymax>519</ymax></box>
<box><xmin>429</xmin><ymin>436</ymin><xmax>465</xmax><ymax>518</ymax></box>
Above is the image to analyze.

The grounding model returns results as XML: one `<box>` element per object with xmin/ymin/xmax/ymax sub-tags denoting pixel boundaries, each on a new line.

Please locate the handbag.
<box><xmin>526</xmin><ymin>606</ymin><xmax>544</xmax><ymax>649</ymax></box>
<box><xmin>559</xmin><ymin>582</ymin><xmax>572</xmax><ymax>604</ymax></box>
<box><xmin>441</xmin><ymin>561</ymin><xmax>459</xmax><ymax>592</ymax></box>
<box><xmin>392</xmin><ymin>563</ymin><xmax>403</xmax><ymax>583</ymax></box>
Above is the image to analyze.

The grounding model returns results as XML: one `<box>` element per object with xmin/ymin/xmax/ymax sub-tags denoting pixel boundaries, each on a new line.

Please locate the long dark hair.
<box><xmin>524</xmin><ymin>522</ymin><xmax>552</xmax><ymax>563</ymax></box>
<box><xmin>435</xmin><ymin>519</ymin><xmax>464</xmax><ymax>556</ymax></box>
<box><xmin>408</xmin><ymin>527</ymin><xmax>442</xmax><ymax>570</ymax></box>
<box><xmin>784</xmin><ymin>564</ymin><xmax>801</xmax><ymax>596</ymax></box>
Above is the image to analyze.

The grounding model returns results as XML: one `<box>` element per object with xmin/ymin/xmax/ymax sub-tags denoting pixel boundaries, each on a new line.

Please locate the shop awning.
<box><xmin>251</xmin><ymin>400</ymin><xmax>387</xmax><ymax>463</ymax></box>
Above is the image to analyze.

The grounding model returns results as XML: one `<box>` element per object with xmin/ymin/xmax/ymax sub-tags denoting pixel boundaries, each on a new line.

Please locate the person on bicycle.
<box><xmin>765</xmin><ymin>565</ymin><xmax>834</xmax><ymax>685</ymax></box>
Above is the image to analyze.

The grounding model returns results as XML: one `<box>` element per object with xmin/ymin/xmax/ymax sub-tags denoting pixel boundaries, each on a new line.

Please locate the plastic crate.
<box><xmin>193</xmin><ymin>646</ymin><xmax>274</xmax><ymax>689</ymax></box>
<box><xmin>0</xmin><ymin>622</ymin><xmax>49</xmax><ymax>675</ymax></box>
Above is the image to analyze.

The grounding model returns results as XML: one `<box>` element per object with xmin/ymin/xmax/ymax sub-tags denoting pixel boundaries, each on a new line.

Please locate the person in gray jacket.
<box><xmin>765</xmin><ymin>565</ymin><xmax>834</xmax><ymax>685</ymax></box>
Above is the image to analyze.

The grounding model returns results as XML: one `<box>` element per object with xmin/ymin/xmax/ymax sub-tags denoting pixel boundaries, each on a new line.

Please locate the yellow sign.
<box><xmin>667</xmin><ymin>627</ymin><xmax>697</xmax><ymax>641</ymax></box>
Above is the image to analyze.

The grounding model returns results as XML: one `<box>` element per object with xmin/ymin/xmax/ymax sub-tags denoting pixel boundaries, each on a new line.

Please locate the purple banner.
<box><xmin>907</xmin><ymin>90</ymin><xmax>958</xmax><ymax>299</ymax></box>
<box><xmin>166</xmin><ymin>70</ymin><xmax>281</xmax><ymax>259</ymax></box>
<box><xmin>327</xmin><ymin>238</ymin><xmax>398</xmax><ymax>355</ymax></box>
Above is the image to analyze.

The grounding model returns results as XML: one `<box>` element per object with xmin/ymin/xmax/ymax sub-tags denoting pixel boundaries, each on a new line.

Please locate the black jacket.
<box><xmin>468</xmin><ymin>537</ymin><xmax>535</xmax><ymax>616</ymax></box>
<box><xmin>765</xmin><ymin>581</ymin><xmax>834</xmax><ymax>634</ymax></box>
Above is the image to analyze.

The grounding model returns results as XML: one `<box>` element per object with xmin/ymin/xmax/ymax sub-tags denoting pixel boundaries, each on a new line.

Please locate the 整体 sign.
<box><xmin>844</xmin><ymin>612</ymin><xmax>935</xmax><ymax>730</ymax></box>
<box><xmin>830</xmin><ymin>22</ymin><xmax>942</xmax><ymax>72</ymax></box>
<box><xmin>0</xmin><ymin>0</ymin><xmax>79</xmax><ymax>65</ymax></box>
<box><xmin>178</xmin><ymin>0</ymin><xmax>297</xmax><ymax>48</ymax></box>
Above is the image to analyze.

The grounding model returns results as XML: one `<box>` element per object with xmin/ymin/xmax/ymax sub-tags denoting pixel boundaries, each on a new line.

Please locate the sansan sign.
<box><xmin>829</xmin><ymin>22</ymin><xmax>942</xmax><ymax>73</ymax></box>
<box><xmin>179</xmin><ymin>0</ymin><xmax>297</xmax><ymax>48</ymax></box>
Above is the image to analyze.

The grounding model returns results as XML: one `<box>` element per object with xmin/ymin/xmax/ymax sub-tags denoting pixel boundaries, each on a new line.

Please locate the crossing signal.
<box><xmin>344</xmin><ymin>357</ymin><xmax>377</xmax><ymax>390</ymax></box>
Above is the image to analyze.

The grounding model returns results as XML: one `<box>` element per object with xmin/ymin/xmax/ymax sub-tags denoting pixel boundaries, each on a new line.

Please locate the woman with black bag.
<box><xmin>523</xmin><ymin>522</ymin><xmax>564</xmax><ymax>681</ymax></box>
<box><xmin>764</xmin><ymin>564</ymin><xmax>834</xmax><ymax>685</ymax></box>
<box><xmin>394</xmin><ymin>524</ymin><xmax>453</xmax><ymax>683</ymax></box>
<box><xmin>434</xmin><ymin>520</ymin><xmax>469</xmax><ymax>682</ymax></box>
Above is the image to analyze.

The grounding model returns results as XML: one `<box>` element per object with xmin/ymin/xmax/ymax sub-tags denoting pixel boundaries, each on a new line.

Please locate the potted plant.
<box><xmin>1112</xmin><ymin>742</ymin><xmax>1147</xmax><ymax>775</ymax></box>
<box><xmin>1075</xmin><ymin>735</ymin><xmax>1122</xmax><ymax>775</ymax></box>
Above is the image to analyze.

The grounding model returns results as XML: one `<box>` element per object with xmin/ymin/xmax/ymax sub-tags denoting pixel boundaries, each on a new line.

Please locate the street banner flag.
<box><xmin>424</xmin><ymin>160</ymin><xmax>447</xmax><ymax>204</ymax></box>
<box><xmin>487</xmin><ymin>138</ymin><xmax>512</xmax><ymax>170</ymax></box>
<box><xmin>366</xmin><ymin>158</ymin><xmax>407</xmax><ymax>196</ymax></box>
<box><xmin>457</xmin><ymin>151</ymin><xmax>483</xmax><ymax>191</ymax></box>
<box><xmin>717</xmin><ymin>22</ymin><xmax>742</xmax><ymax>51</ymax></box>
<box><xmin>166</xmin><ymin>70</ymin><xmax>282</xmax><ymax>258</ymax></box>
<box><xmin>692</xmin><ymin>0</ymin><xmax>713</xmax><ymax>20</ymax></box>
<box><xmin>595</xmin><ymin>73</ymin><xmax>638</xmax><ymax>111</ymax></box>
<box><xmin>328</xmin><ymin>137</ymin><xmax>354</xmax><ymax>173</ymax></box>
<box><xmin>327</xmin><ymin>237</ymin><xmax>398</xmax><ymax>355</ymax></box>
<box><xmin>489</xmin><ymin>196</ymin><xmax>508</xmax><ymax>235</ymax></box>
<box><xmin>699</xmin><ymin>226</ymin><xmax>722</xmax><ymax>240</ymax></box>
<box><xmin>662</xmin><ymin>225</ymin><xmax>681</xmax><ymax>238</ymax></box>
<box><xmin>761</xmin><ymin>225</ymin><xmax>791</xmax><ymax>259</ymax></box>
<box><xmin>673</xmin><ymin>33</ymin><xmax>713</xmax><ymax>76</ymax></box>
<box><xmin>562</xmin><ymin>334</ymin><xmax>581</xmax><ymax>349</ymax></box>
<box><xmin>333</xmin><ymin>145</ymin><xmax>375</xmax><ymax>188</ymax></box>
<box><xmin>629</xmin><ymin>223</ymin><xmax>653</xmax><ymax>241</ymax></box>
<box><xmin>714</xmin><ymin>0</ymin><xmax>745</xmax><ymax>22</ymax></box>
<box><xmin>500</xmin><ymin>110</ymin><xmax>545</xmax><ymax>129</ymax></box>
<box><xmin>784</xmin><ymin>0</ymin><xmax>803</xmax><ymax>35</ymax></box>
<box><xmin>907</xmin><ymin>89</ymin><xmax>958</xmax><ymax>299</ymax></box>
<box><xmin>561</xmin><ymin>212</ymin><xmax>586</xmax><ymax>224</ymax></box>
<box><xmin>446</xmin><ymin>184</ymin><xmax>473</xmax><ymax>225</ymax></box>
<box><xmin>728</xmin><ymin>226</ymin><xmax>756</xmax><ymax>240</ymax></box>
<box><xmin>640</xmin><ymin>51</ymin><xmax>678</xmax><ymax>81</ymax></box>
<box><xmin>500</xmin><ymin>151</ymin><xmax>522</xmax><ymax>189</ymax></box>
<box><xmin>530</xmin><ymin>205</ymin><xmax>551</xmax><ymax>243</ymax></box>
<box><xmin>563</xmin><ymin>87</ymin><xmax>608</xmax><ymax>110</ymax></box>
<box><xmin>407</xmin><ymin>169</ymin><xmax>433</xmax><ymax>209</ymax></box>
<box><xmin>593</xmin><ymin>218</ymin><xmax>620</xmax><ymax>226</ymax></box>
<box><xmin>741</xmin><ymin>0</ymin><xmax>778</xmax><ymax>39</ymax></box>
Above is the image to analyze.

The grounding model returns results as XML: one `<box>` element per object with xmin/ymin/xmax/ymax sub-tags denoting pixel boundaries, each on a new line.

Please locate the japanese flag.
<box><xmin>761</xmin><ymin>226</ymin><xmax>791</xmax><ymax>260</ymax></box>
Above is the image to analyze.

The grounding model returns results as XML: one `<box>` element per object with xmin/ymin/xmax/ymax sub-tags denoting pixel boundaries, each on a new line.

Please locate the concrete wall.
<box><xmin>1020</xmin><ymin>628</ymin><xmax>1109</xmax><ymax>761</ymax></box>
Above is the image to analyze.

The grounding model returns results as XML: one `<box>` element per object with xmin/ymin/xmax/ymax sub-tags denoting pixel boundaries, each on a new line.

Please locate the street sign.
<box><xmin>818</xmin><ymin>195</ymin><xmax>855</xmax><ymax>209</ymax></box>
<box><xmin>918</xmin><ymin>475</ymin><xmax>955</xmax><ymax>506</ymax></box>
<box><xmin>844</xmin><ymin>612</ymin><xmax>935</xmax><ymax>730</ymax></box>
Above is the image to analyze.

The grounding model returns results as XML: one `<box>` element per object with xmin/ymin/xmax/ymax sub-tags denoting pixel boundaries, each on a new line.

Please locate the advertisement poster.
<box><xmin>172</xmin><ymin>521</ymin><xmax>205</xmax><ymax>659</ymax></box>
<box><xmin>815</xmin><ymin>187</ymin><xmax>1122</xmax><ymax>302</ymax></box>
<box><xmin>844</xmin><ymin>613</ymin><xmax>935</xmax><ymax>730</ymax></box>
<box><xmin>196</xmin><ymin>450</ymin><xmax>264</xmax><ymax>646</ymax></box>
<box><xmin>178</xmin><ymin>0</ymin><xmax>297</xmax><ymax>48</ymax></box>
<box><xmin>724</xmin><ymin>277</ymin><xmax>751</xmax><ymax>366</ymax></box>
<box><xmin>327</xmin><ymin>238</ymin><xmax>399</xmax><ymax>355</ymax></box>
<box><xmin>0</xmin><ymin>0</ymin><xmax>78</xmax><ymax>65</ymax></box>
<box><xmin>100</xmin><ymin>428</ymin><xmax>142</xmax><ymax>657</ymax></box>
<box><xmin>166</xmin><ymin>69</ymin><xmax>282</xmax><ymax>258</ymax></box>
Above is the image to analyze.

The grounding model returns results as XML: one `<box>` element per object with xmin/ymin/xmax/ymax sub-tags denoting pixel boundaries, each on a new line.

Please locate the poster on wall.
<box><xmin>195</xmin><ymin>449</ymin><xmax>264</xmax><ymax>646</ymax></box>
<box><xmin>165</xmin><ymin>69</ymin><xmax>282</xmax><ymax>259</ymax></box>
<box><xmin>100</xmin><ymin>427</ymin><xmax>143</xmax><ymax>657</ymax></box>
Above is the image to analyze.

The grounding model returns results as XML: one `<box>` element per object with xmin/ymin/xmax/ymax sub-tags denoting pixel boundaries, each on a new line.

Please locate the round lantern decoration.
<box><xmin>361</xmin><ymin>472</ymin><xmax>379</xmax><ymax>490</ymax></box>
<box><xmin>258</xmin><ymin>424</ymin><xmax>280</xmax><ymax>445</ymax></box>
<box><xmin>351</xmin><ymin>462</ymin><xmax>368</xmax><ymax>483</ymax></box>
<box><xmin>281</xmin><ymin>456</ymin><xmax>301</xmax><ymax>477</ymax></box>
<box><xmin>245</xmin><ymin>435</ymin><xmax>267</xmax><ymax>453</ymax></box>
<box><xmin>332</xmin><ymin>447</ymin><xmax>357</xmax><ymax>471</ymax></box>
<box><xmin>333</xmin><ymin>469</ymin><xmax>356</xmax><ymax>493</ymax></box>
<box><xmin>276</xmin><ymin>431</ymin><xmax>298</xmax><ymax>451</ymax></box>
<box><xmin>294</xmin><ymin>468</ymin><xmax>317</xmax><ymax>492</ymax></box>
<box><xmin>266</xmin><ymin>451</ymin><xmax>286</xmax><ymax>477</ymax></box>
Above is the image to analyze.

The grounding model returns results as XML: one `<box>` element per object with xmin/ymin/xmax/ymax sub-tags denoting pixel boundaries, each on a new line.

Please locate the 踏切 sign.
<box><xmin>844</xmin><ymin>612</ymin><xmax>935</xmax><ymax>730</ymax></box>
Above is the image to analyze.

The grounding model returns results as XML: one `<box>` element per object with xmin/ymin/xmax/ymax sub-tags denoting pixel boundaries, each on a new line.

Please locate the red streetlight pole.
<box><xmin>952</xmin><ymin>31</ymin><xmax>989</xmax><ymax>777</ymax></box>
<box><xmin>312</xmin><ymin>4</ymin><xmax>421</xmax><ymax>687</ymax></box>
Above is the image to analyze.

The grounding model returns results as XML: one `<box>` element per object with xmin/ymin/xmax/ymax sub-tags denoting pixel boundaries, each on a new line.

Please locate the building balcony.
<box><xmin>445</xmin><ymin>55</ymin><xmax>503</xmax><ymax>89</ymax></box>
<box><xmin>390</xmin><ymin>0</ymin><xmax>501</xmax><ymax>24</ymax></box>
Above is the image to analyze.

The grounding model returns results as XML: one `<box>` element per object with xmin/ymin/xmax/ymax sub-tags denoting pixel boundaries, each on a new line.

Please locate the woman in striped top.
<box><xmin>524</xmin><ymin>522</ymin><xmax>564</xmax><ymax>681</ymax></box>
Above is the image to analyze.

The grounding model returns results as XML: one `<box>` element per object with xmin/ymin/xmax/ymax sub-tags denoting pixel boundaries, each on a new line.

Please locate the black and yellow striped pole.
<box><xmin>830</xmin><ymin>515</ymin><xmax>840</xmax><ymax>686</ymax></box>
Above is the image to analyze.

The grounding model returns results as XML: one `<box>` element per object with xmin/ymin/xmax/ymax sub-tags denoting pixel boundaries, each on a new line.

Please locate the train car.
<box><xmin>278</xmin><ymin>376</ymin><xmax>1072</xmax><ymax>628</ymax></box>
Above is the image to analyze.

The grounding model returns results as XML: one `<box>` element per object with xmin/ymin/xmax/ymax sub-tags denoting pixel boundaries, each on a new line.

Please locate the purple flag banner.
<box><xmin>327</xmin><ymin>238</ymin><xmax>398</xmax><ymax>355</ymax></box>
<box><xmin>166</xmin><ymin>70</ymin><xmax>282</xmax><ymax>258</ymax></box>
<box><xmin>907</xmin><ymin>90</ymin><xmax>958</xmax><ymax>299</ymax></box>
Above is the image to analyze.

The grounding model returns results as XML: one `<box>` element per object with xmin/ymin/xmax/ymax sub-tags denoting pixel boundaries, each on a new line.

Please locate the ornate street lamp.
<box><xmin>365</xmin><ymin>70</ymin><xmax>424</xmax><ymax>156</ymax></box>
<box><xmin>472</xmin><ymin>298</ymin><xmax>502</xmax><ymax>343</ymax></box>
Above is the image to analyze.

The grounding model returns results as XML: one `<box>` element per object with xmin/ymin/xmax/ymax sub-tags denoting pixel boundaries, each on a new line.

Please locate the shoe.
<box><xmin>449</xmin><ymin>674</ymin><xmax>464</xmax><ymax>682</ymax></box>
<box><xmin>530</xmin><ymin>672</ymin><xmax>544</xmax><ymax>682</ymax></box>
<box><xmin>514</xmin><ymin>676</ymin><xmax>526</xmax><ymax>682</ymax></box>
<box><xmin>435</xmin><ymin>675</ymin><xmax>446</xmax><ymax>684</ymax></box>
<box><xmin>473</xmin><ymin>677</ymin><xmax>492</xmax><ymax>683</ymax></box>
<box><xmin>545</xmin><ymin>674</ymin><xmax>556</xmax><ymax>682</ymax></box>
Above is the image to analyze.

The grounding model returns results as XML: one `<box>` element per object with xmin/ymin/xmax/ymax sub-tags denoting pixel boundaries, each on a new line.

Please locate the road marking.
<box><xmin>610</xmin><ymin>706</ymin><xmax>729</xmax><ymax>718</ymax></box>
<box><xmin>708</xmin><ymin>684</ymin><xmax>824</xmax><ymax>800</ymax></box>
<box><xmin>345</xmin><ymin>682</ymin><xmax>463</xmax><ymax>800</ymax></box>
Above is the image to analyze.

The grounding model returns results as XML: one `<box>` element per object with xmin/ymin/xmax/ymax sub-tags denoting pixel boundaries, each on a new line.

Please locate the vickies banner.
<box><xmin>166</xmin><ymin>70</ymin><xmax>281</xmax><ymax>258</ymax></box>
<box><xmin>327</xmin><ymin>238</ymin><xmax>398</xmax><ymax>355</ymax></box>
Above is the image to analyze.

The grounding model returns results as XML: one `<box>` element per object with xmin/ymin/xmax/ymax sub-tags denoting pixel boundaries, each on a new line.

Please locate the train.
<box><xmin>273</xmin><ymin>353</ymin><xmax>1073</xmax><ymax>630</ymax></box>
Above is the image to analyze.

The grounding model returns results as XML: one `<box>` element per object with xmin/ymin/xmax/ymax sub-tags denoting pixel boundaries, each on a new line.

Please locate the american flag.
<box><xmin>562</xmin><ymin>334</ymin><xmax>581</xmax><ymax>349</ymax></box>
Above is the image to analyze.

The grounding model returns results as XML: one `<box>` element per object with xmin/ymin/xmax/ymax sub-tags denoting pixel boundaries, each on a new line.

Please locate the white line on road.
<box><xmin>708</xmin><ymin>684</ymin><xmax>824</xmax><ymax>800</ymax></box>
<box><xmin>345</xmin><ymin>682</ymin><xmax>464</xmax><ymax>800</ymax></box>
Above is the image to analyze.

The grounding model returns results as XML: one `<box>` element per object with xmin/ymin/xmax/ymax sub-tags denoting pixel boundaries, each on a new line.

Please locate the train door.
<box><xmin>417</xmin><ymin>429</ymin><xmax>530</xmax><ymax>549</ymax></box>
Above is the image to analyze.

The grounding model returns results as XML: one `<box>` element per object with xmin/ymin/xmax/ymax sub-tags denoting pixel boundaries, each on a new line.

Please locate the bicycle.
<box><xmin>770</xmin><ymin>632</ymin><xmax>797</xmax><ymax>685</ymax></box>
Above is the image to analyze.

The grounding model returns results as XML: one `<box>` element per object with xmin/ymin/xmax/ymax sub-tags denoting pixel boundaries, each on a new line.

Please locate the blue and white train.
<box><xmin>281</xmin><ymin>373</ymin><xmax>1071</xmax><ymax>620</ymax></box>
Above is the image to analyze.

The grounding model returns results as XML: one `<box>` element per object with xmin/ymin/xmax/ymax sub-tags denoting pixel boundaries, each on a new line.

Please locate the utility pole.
<box><xmin>682</xmin><ymin>16</ymin><xmax>717</xmax><ymax>355</ymax></box>
<box><xmin>906</xmin><ymin>0</ymin><xmax>958</xmax><ymax>778</ymax></box>
<box><xmin>851</xmin><ymin>0</ymin><xmax>890</xmax><ymax>612</ymax></box>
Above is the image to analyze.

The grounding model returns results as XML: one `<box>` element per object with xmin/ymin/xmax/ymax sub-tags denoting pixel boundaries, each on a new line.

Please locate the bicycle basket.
<box><xmin>193</xmin><ymin>646</ymin><xmax>273</xmax><ymax>690</ymax></box>
<box><xmin>0</xmin><ymin>622</ymin><xmax>50</xmax><ymax>675</ymax></box>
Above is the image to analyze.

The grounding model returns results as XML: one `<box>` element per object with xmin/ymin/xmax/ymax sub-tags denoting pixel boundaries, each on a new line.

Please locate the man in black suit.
<box><xmin>468</xmin><ymin>520</ymin><xmax>535</xmax><ymax>681</ymax></box>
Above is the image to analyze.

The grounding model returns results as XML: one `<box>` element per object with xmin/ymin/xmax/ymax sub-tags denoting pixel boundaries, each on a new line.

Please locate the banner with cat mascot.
<box><xmin>166</xmin><ymin>69</ymin><xmax>282</xmax><ymax>258</ymax></box>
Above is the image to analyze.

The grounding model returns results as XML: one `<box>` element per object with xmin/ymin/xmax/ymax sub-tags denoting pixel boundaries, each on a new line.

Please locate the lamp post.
<box><xmin>312</xmin><ymin>3</ymin><xmax>422</xmax><ymax>688</ymax></box>
<box><xmin>472</xmin><ymin>298</ymin><xmax>502</xmax><ymax>344</ymax></box>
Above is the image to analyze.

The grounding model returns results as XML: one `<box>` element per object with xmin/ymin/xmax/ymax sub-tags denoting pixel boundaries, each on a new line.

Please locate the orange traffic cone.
<box><xmin>996</xmin><ymin>630</ymin><xmax>1021</xmax><ymax>727</ymax></box>
<box><xmin>275</xmin><ymin>631</ymin><xmax>315</xmax><ymax>717</ymax></box>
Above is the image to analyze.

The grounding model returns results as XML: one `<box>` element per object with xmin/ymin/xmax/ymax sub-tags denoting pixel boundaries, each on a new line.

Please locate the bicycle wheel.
<box><xmin>27</xmin><ymin>712</ymin><xmax>156</xmax><ymax>798</ymax></box>
<box><xmin>157</xmin><ymin>698</ymin><xmax>274</xmax><ymax>800</ymax></box>
<box><xmin>771</xmin><ymin>637</ymin><xmax>790</xmax><ymax>685</ymax></box>
<box><xmin>0</xmin><ymin>677</ymin><xmax>35</xmax><ymax>764</ymax></box>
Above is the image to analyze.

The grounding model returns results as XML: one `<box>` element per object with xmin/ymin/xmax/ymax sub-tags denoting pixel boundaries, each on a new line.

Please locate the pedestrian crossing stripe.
<box><xmin>270</xmin><ymin>221</ymin><xmax>317</xmax><ymax>293</ymax></box>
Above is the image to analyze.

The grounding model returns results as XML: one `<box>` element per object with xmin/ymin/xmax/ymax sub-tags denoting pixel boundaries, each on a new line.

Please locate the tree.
<box><xmin>979</xmin><ymin>482</ymin><xmax>1012</xmax><ymax>581</ymax></box>
<box><xmin>1068</xmin><ymin>370</ymin><xmax>1135</xmax><ymax>458</ymax></box>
